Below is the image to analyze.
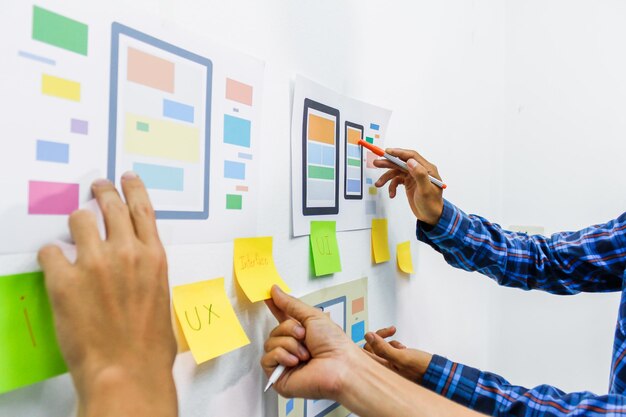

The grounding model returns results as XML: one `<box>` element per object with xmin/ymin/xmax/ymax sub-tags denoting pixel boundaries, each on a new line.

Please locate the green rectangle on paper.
<box><xmin>0</xmin><ymin>272</ymin><xmax>67</xmax><ymax>394</ymax></box>
<box><xmin>32</xmin><ymin>6</ymin><xmax>88</xmax><ymax>56</ymax></box>
<box><xmin>365</xmin><ymin>137</ymin><xmax>374</xmax><ymax>144</ymax></box>
<box><xmin>226</xmin><ymin>194</ymin><xmax>242</xmax><ymax>210</ymax></box>
<box><xmin>308</xmin><ymin>165</ymin><xmax>334</xmax><ymax>180</ymax></box>
<box><xmin>310</xmin><ymin>221</ymin><xmax>342</xmax><ymax>276</ymax></box>
<box><xmin>136</xmin><ymin>121</ymin><xmax>150</xmax><ymax>132</ymax></box>
<box><xmin>347</xmin><ymin>158</ymin><xmax>361</xmax><ymax>167</ymax></box>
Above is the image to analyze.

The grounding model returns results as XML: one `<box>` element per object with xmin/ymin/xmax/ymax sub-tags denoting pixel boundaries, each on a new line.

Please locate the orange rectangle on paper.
<box><xmin>352</xmin><ymin>297</ymin><xmax>365</xmax><ymax>314</ymax></box>
<box><xmin>127</xmin><ymin>47</ymin><xmax>174</xmax><ymax>93</ymax></box>
<box><xmin>225</xmin><ymin>78</ymin><xmax>253</xmax><ymax>106</ymax></box>
<box><xmin>308</xmin><ymin>113</ymin><xmax>335</xmax><ymax>145</ymax></box>
<box><xmin>235</xmin><ymin>185</ymin><xmax>249</xmax><ymax>192</ymax></box>
<box><xmin>347</xmin><ymin>127</ymin><xmax>361</xmax><ymax>144</ymax></box>
<box><xmin>375</xmin><ymin>134</ymin><xmax>380</xmax><ymax>139</ymax></box>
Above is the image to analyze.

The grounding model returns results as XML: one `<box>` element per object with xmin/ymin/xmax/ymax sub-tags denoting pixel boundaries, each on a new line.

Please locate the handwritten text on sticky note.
<box><xmin>234</xmin><ymin>237</ymin><xmax>291</xmax><ymax>302</ymax></box>
<box><xmin>172</xmin><ymin>278</ymin><xmax>249</xmax><ymax>364</ymax></box>
<box><xmin>310</xmin><ymin>221</ymin><xmax>341</xmax><ymax>276</ymax></box>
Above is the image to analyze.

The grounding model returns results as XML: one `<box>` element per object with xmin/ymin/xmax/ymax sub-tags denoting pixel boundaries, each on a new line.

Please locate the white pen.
<box><xmin>264</xmin><ymin>364</ymin><xmax>286</xmax><ymax>392</ymax></box>
<box><xmin>358</xmin><ymin>139</ymin><xmax>447</xmax><ymax>190</ymax></box>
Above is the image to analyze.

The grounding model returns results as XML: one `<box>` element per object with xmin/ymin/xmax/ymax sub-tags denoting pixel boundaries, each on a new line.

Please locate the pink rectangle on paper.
<box><xmin>225</xmin><ymin>78</ymin><xmax>253</xmax><ymax>106</ymax></box>
<box><xmin>366</xmin><ymin>150</ymin><xmax>377</xmax><ymax>168</ymax></box>
<box><xmin>235</xmin><ymin>185</ymin><xmax>249</xmax><ymax>192</ymax></box>
<box><xmin>352</xmin><ymin>297</ymin><xmax>365</xmax><ymax>314</ymax></box>
<box><xmin>127</xmin><ymin>47</ymin><xmax>175</xmax><ymax>93</ymax></box>
<box><xmin>28</xmin><ymin>180</ymin><xmax>79</xmax><ymax>215</ymax></box>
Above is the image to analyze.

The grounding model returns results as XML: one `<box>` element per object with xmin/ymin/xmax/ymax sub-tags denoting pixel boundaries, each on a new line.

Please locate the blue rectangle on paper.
<box><xmin>36</xmin><ymin>140</ymin><xmax>69</xmax><ymax>163</ymax></box>
<box><xmin>370</xmin><ymin>123</ymin><xmax>380</xmax><ymax>131</ymax></box>
<box><xmin>224</xmin><ymin>114</ymin><xmax>251</xmax><ymax>147</ymax></box>
<box><xmin>307</xmin><ymin>142</ymin><xmax>323</xmax><ymax>165</ymax></box>
<box><xmin>366</xmin><ymin>178</ymin><xmax>373</xmax><ymax>185</ymax></box>
<box><xmin>133</xmin><ymin>162</ymin><xmax>184</xmax><ymax>191</ymax></box>
<box><xmin>286</xmin><ymin>398</ymin><xmax>294</xmax><ymax>415</ymax></box>
<box><xmin>347</xmin><ymin>144</ymin><xmax>360</xmax><ymax>159</ymax></box>
<box><xmin>238</xmin><ymin>152</ymin><xmax>253</xmax><ymax>160</ymax></box>
<box><xmin>224</xmin><ymin>160</ymin><xmax>246</xmax><ymax>180</ymax></box>
<box><xmin>347</xmin><ymin>179</ymin><xmax>361</xmax><ymax>193</ymax></box>
<box><xmin>321</xmin><ymin>145</ymin><xmax>335</xmax><ymax>167</ymax></box>
<box><xmin>351</xmin><ymin>321</ymin><xmax>366</xmax><ymax>343</ymax></box>
<box><xmin>163</xmin><ymin>99</ymin><xmax>195</xmax><ymax>123</ymax></box>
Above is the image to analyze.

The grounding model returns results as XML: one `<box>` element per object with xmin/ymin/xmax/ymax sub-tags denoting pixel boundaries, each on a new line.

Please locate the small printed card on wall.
<box><xmin>233</xmin><ymin>236</ymin><xmax>291</xmax><ymax>302</ymax></box>
<box><xmin>172</xmin><ymin>278</ymin><xmax>250</xmax><ymax>364</ymax></box>
<box><xmin>310</xmin><ymin>221</ymin><xmax>341</xmax><ymax>276</ymax></box>
<box><xmin>396</xmin><ymin>241</ymin><xmax>414</xmax><ymax>274</ymax></box>
<box><xmin>371</xmin><ymin>218</ymin><xmax>391</xmax><ymax>264</ymax></box>
<box><xmin>0</xmin><ymin>272</ymin><xmax>67</xmax><ymax>394</ymax></box>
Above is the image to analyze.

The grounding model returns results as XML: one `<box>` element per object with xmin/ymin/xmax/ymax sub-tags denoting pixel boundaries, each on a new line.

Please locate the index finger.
<box><xmin>385</xmin><ymin>148</ymin><xmax>432</xmax><ymax>169</ymax></box>
<box><xmin>91</xmin><ymin>179</ymin><xmax>134</xmax><ymax>242</ymax></box>
<box><xmin>120</xmin><ymin>172</ymin><xmax>160</xmax><ymax>244</ymax></box>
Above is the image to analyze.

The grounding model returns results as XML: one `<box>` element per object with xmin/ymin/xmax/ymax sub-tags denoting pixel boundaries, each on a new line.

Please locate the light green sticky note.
<box><xmin>310</xmin><ymin>221</ymin><xmax>342</xmax><ymax>276</ymax></box>
<box><xmin>0</xmin><ymin>272</ymin><xmax>67</xmax><ymax>394</ymax></box>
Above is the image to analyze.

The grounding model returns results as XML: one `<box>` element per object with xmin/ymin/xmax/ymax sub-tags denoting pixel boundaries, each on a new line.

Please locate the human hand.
<box><xmin>374</xmin><ymin>148</ymin><xmax>444</xmax><ymax>225</ymax></box>
<box><xmin>363</xmin><ymin>326</ymin><xmax>433</xmax><ymax>383</ymax></box>
<box><xmin>37</xmin><ymin>173</ymin><xmax>177</xmax><ymax>417</ymax></box>
<box><xmin>261</xmin><ymin>285</ymin><xmax>365</xmax><ymax>401</ymax></box>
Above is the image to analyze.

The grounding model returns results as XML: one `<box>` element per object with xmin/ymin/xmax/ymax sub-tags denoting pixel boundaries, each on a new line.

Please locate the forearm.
<box><xmin>338</xmin><ymin>351</ymin><xmax>484</xmax><ymax>417</ymax></box>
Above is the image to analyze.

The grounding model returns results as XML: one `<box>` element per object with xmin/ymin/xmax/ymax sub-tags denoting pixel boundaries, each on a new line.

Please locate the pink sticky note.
<box><xmin>28</xmin><ymin>181</ymin><xmax>79</xmax><ymax>215</ymax></box>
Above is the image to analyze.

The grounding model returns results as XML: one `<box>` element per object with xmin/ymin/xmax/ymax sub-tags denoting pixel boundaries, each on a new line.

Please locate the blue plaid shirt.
<box><xmin>416</xmin><ymin>199</ymin><xmax>626</xmax><ymax>416</ymax></box>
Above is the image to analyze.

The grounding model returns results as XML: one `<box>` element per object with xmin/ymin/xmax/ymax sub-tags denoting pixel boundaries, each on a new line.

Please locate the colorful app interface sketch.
<box><xmin>109</xmin><ymin>23</ymin><xmax>212</xmax><ymax>219</ymax></box>
<box><xmin>302</xmin><ymin>99</ymin><xmax>339</xmax><ymax>216</ymax></box>
<box><xmin>344</xmin><ymin>122</ymin><xmax>363</xmax><ymax>200</ymax></box>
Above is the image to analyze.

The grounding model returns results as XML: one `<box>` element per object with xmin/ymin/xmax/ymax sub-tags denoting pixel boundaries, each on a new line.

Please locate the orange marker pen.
<box><xmin>358</xmin><ymin>139</ymin><xmax>447</xmax><ymax>189</ymax></box>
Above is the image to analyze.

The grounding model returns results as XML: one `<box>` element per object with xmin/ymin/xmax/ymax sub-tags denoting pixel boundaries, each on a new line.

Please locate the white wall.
<box><xmin>1</xmin><ymin>1</ymin><xmax>625</xmax><ymax>416</ymax></box>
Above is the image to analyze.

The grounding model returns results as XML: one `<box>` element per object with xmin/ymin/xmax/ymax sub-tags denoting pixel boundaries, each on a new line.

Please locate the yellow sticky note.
<box><xmin>172</xmin><ymin>278</ymin><xmax>250</xmax><ymax>364</ymax></box>
<box><xmin>234</xmin><ymin>237</ymin><xmax>291</xmax><ymax>302</ymax></box>
<box><xmin>397</xmin><ymin>241</ymin><xmax>414</xmax><ymax>273</ymax></box>
<box><xmin>41</xmin><ymin>74</ymin><xmax>81</xmax><ymax>101</ymax></box>
<box><xmin>371</xmin><ymin>219</ymin><xmax>391</xmax><ymax>263</ymax></box>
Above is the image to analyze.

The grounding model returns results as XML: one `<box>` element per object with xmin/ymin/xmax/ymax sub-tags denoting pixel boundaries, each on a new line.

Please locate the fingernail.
<box><xmin>294</xmin><ymin>325</ymin><xmax>305</xmax><ymax>338</ymax></box>
<box><xmin>365</xmin><ymin>333</ymin><xmax>374</xmax><ymax>343</ymax></box>
<box><xmin>407</xmin><ymin>159</ymin><xmax>418</xmax><ymax>169</ymax></box>
<box><xmin>122</xmin><ymin>171</ymin><xmax>138</xmax><ymax>180</ymax></box>
<box><xmin>274</xmin><ymin>285</ymin><xmax>284</xmax><ymax>294</ymax></box>
<box><xmin>92</xmin><ymin>178</ymin><xmax>111</xmax><ymax>187</ymax></box>
<box><xmin>298</xmin><ymin>345</ymin><xmax>309</xmax><ymax>358</ymax></box>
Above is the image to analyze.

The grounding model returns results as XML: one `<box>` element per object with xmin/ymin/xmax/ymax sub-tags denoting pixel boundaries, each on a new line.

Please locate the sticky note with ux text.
<box><xmin>396</xmin><ymin>241</ymin><xmax>414</xmax><ymax>274</ymax></box>
<box><xmin>371</xmin><ymin>218</ymin><xmax>391</xmax><ymax>264</ymax></box>
<box><xmin>310</xmin><ymin>221</ymin><xmax>342</xmax><ymax>276</ymax></box>
<box><xmin>234</xmin><ymin>237</ymin><xmax>291</xmax><ymax>302</ymax></box>
<box><xmin>172</xmin><ymin>278</ymin><xmax>250</xmax><ymax>364</ymax></box>
<box><xmin>0</xmin><ymin>272</ymin><xmax>67</xmax><ymax>394</ymax></box>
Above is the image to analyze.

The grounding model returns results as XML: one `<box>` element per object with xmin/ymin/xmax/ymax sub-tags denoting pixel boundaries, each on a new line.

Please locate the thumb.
<box><xmin>365</xmin><ymin>332</ymin><xmax>400</xmax><ymax>362</ymax></box>
<box><xmin>270</xmin><ymin>285</ymin><xmax>321</xmax><ymax>323</ymax></box>
<box><xmin>406</xmin><ymin>158</ymin><xmax>432</xmax><ymax>190</ymax></box>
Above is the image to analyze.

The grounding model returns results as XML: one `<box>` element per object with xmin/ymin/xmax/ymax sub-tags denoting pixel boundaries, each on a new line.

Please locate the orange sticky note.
<box><xmin>397</xmin><ymin>241</ymin><xmax>414</xmax><ymax>273</ymax></box>
<box><xmin>233</xmin><ymin>237</ymin><xmax>291</xmax><ymax>302</ymax></box>
<box><xmin>172</xmin><ymin>278</ymin><xmax>250</xmax><ymax>364</ymax></box>
<box><xmin>371</xmin><ymin>219</ymin><xmax>391</xmax><ymax>263</ymax></box>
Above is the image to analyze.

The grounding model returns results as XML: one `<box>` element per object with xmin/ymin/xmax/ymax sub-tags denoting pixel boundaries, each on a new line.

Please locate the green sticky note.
<box><xmin>32</xmin><ymin>6</ymin><xmax>89</xmax><ymax>56</ymax></box>
<box><xmin>0</xmin><ymin>272</ymin><xmax>67</xmax><ymax>394</ymax></box>
<box><xmin>310</xmin><ymin>221</ymin><xmax>342</xmax><ymax>276</ymax></box>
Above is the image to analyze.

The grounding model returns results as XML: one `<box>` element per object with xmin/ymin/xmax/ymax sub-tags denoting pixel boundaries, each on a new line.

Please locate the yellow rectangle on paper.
<box><xmin>41</xmin><ymin>74</ymin><xmax>81</xmax><ymax>101</ymax></box>
<box><xmin>308</xmin><ymin>113</ymin><xmax>335</xmax><ymax>145</ymax></box>
<box><xmin>372</xmin><ymin>219</ymin><xmax>391</xmax><ymax>264</ymax></box>
<box><xmin>124</xmin><ymin>113</ymin><xmax>200</xmax><ymax>162</ymax></box>
<box><xmin>397</xmin><ymin>241</ymin><xmax>414</xmax><ymax>273</ymax></box>
<box><xmin>172</xmin><ymin>278</ymin><xmax>250</xmax><ymax>364</ymax></box>
<box><xmin>368</xmin><ymin>186</ymin><xmax>378</xmax><ymax>195</ymax></box>
<box><xmin>234</xmin><ymin>237</ymin><xmax>291</xmax><ymax>302</ymax></box>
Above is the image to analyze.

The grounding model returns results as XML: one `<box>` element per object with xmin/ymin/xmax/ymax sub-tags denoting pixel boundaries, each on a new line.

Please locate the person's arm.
<box><xmin>364</xmin><ymin>328</ymin><xmax>626</xmax><ymax>416</ymax></box>
<box><xmin>374</xmin><ymin>148</ymin><xmax>626</xmax><ymax>294</ymax></box>
<box><xmin>261</xmin><ymin>286</ymin><xmax>486</xmax><ymax>417</ymax></box>
<box><xmin>38</xmin><ymin>173</ymin><xmax>178</xmax><ymax>417</ymax></box>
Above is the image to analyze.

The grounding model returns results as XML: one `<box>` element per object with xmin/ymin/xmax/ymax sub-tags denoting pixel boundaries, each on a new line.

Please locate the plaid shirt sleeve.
<box><xmin>416</xmin><ymin>199</ymin><xmax>626</xmax><ymax>294</ymax></box>
<box><xmin>422</xmin><ymin>355</ymin><xmax>626</xmax><ymax>416</ymax></box>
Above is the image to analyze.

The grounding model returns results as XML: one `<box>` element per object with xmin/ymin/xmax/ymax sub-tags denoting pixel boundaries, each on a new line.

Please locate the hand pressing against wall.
<box><xmin>38</xmin><ymin>173</ymin><xmax>178</xmax><ymax>417</ymax></box>
<box><xmin>374</xmin><ymin>148</ymin><xmax>444</xmax><ymax>226</ymax></box>
<box><xmin>363</xmin><ymin>326</ymin><xmax>433</xmax><ymax>384</ymax></box>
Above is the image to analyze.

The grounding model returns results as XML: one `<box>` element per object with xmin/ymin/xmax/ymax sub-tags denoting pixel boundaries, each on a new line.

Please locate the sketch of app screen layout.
<box><xmin>108</xmin><ymin>23</ymin><xmax>212</xmax><ymax>219</ymax></box>
<box><xmin>344</xmin><ymin>122</ymin><xmax>363</xmax><ymax>200</ymax></box>
<box><xmin>302</xmin><ymin>98</ymin><xmax>340</xmax><ymax>216</ymax></box>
